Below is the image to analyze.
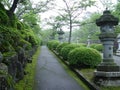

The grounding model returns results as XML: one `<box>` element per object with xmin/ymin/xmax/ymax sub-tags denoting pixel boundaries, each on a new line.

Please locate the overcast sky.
<box><xmin>30</xmin><ymin>0</ymin><xmax>117</xmax><ymax>19</ymax></box>
<box><xmin>30</xmin><ymin>0</ymin><xmax>117</xmax><ymax>30</ymax></box>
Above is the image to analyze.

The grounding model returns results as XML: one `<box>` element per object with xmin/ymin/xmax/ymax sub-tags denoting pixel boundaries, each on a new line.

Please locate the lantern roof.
<box><xmin>57</xmin><ymin>29</ymin><xmax>64</xmax><ymax>35</ymax></box>
<box><xmin>96</xmin><ymin>10</ymin><xmax>119</xmax><ymax>26</ymax></box>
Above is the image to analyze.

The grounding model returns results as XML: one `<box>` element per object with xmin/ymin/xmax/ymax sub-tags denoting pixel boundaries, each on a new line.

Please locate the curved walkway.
<box><xmin>34</xmin><ymin>46</ymin><xmax>85</xmax><ymax>90</ymax></box>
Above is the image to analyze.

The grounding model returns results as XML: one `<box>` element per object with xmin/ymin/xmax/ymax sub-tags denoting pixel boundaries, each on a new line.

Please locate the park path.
<box><xmin>34</xmin><ymin>46</ymin><xmax>85</xmax><ymax>90</ymax></box>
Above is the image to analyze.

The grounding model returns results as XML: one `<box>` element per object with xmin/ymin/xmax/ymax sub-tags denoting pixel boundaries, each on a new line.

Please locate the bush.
<box><xmin>90</xmin><ymin>44</ymin><xmax>103</xmax><ymax>52</ymax></box>
<box><xmin>19</xmin><ymin>39</ymin><xmax>32</xmax><ymax>50</ymax></box>
<box><xmin>60</xmin><ymin>44</ymin><xmax>83</xmax><ymax>60</ymax></box>
<box><xmin>2</xmin><ymin>51</ymin><xmax>17</xmax><ymax>65</ymax></box>
<box><xmin>68</xmin><ymin>47</ymin><xmax>102</xmax><ymax>68</ymax></box>
<box><xmin>78</xmin><ymin>43</ymin><xmax>87</xmax><ymax>47</ymax></box>
<box><xmin>47</xmin><ymin>40</ymin><xmax>59</xmax><ymax>50</ymax></box>
<box><xmin>16</xmin><ymin>21</ymin><xmax>24</xmax><ymax>30</ymax></box>
<box><xmin>0</xmin><ymin>41</ymin><xmax>15</xmax><ymax>53</ymax></box>
<box><xmin>56</xmin><ymin>42</ymin><xmax>69</xmax><ymax>54</ymax></box>
<box><xmin>20</xmin><ymin>29</ymin><xmax>40</xmax><ymax>47</ymax></box>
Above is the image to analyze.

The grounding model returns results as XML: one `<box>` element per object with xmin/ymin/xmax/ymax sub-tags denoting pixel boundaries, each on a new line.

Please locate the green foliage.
<box><xmin>90</xmin><ymin>44</ymin><xmax>103</xmax><ymax>52</ymax></box>
<box><xmin>16</xmin><ymin>21</ymin><xmax>24</xmax><ymax>30</ymax></box>
<box><xmin>7</xmin><ymin>12</ymin><xmax>18</xmax><ymax>28</ymax></box>
<box><xmin>47</xmin><ymin>40</ymin><xmax>60</xmax><ymax>50</ymax></box>
<box><xmin>0</xmin><ymin>2</ymin><xmax>41</xmax><ymax>89</ymax></box>
<box><xmin>20</xmin><ymin>29</ymin><xmax>40</xmax><ymax>47</ymax></box>
<box><xmin>19</xmin><ymin>39</ymin><xmax>32</xmax><ymax>50</ymax></box>
<box><xmin>0</xmin><ymin>9</ymin><xmax>9</xmax><ymax>25</ymax></box>
<box><xmin>72</xmin><ymin>13</ymin><xmax>100</xmax><ymax>43</ymax></box>
<box><xmin>60</xmin><ymin>44</ymin><xmax>83</xmax><ymax>60</ymax></box>
<box><xmin>0</xmin><ymin>41</ymin><xmax>15</xmax><ymax>53</ymax></box>
<box><xmin>56</xmin><ymin>42</ymin><xmax>69</xmax><ymax>53</ymax></box>
<box><xmin>68</xmin><ymin>47</ymin><xmax>102</xmax><ymax>68</ymax></box>
<box><xmin>0</xmin><ymin>3</ymin><xmax>6</xmax><ymax>11</ymax></box>
<box><xmin>78</xmin><ymin>43</ymin><xmax>87</xmax><ymax>47</ymax></box>
<box><xmin>0</xmin><ymin>69</ymin><xmax>15</xmax><ymax>89</ymax></box>
<box><xmin>0</xmin><ymin>26</ymin><xmax>22</xmax><ymax>52</ymax></box>
<box><xmin>23</xmin><ymin>11</ymin><xmax>37</xmax><ymax>27</ymax></box>
<box><xmin>2</xmin><ymin>52</ymin><xmax>17</xmax><ymax>65</ymax></box>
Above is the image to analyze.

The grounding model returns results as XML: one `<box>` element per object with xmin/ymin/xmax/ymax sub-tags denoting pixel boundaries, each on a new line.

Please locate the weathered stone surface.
<box><xmin>94</xmin><ymin>76</ymin><xmax>120</xmax><ymax>86</ymax></box>
<box><xmin>0</xmin><ymin>63</ymin><xmax>8</xmax><ymax>90</ymax></box>
<box><xmin>95</xmin><ymin>10</ymin><xmax>120</xmax><ymax>86</ymax></box>
<box><xmin>94</xmin><ymin>71</ymin><xmax>120</xmax><ymax>77</ymax></box>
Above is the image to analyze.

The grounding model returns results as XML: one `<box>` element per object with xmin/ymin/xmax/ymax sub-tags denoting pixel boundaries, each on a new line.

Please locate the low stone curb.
<box><xmin>52</xmin><ymin>50</ymin><xmax>100</xmax><ymax>90</ymax></box>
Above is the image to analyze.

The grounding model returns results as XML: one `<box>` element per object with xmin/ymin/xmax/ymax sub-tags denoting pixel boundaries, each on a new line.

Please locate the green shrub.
<box><xmin>60</xmin><ymin>44</ymin><xmax>82</xmax><ymax>60</ymax></box>
<box><xmin>68</xmin><ymin>47</ymin><xmax>102</xmax><ymax>68</ymax></box>
<box><xmin>20</xmin><ymin>29</ymin><xmax>40</xmax><ymax>47</ymax></box>
<box><xmin>19</xmin><ymin>39</ymin><xmax>32</xmax><ymax>50</ymax></box>
<box><xmin>0</xmin><ymin>3</ymin><xmax>6</xmax><ymax>11</ymax></box>
<box><xmin>0</xmin><ymin>10</ymin><xmax>9</xmax><ymax>25</ymax></box>
<box><xmin>16</xmin><ymin>21</ymin><xmax>24</xmax><ymax>30</ymax></box>
<box><xmin>90</xmin><ymin>44</ymin><xmax>103</xmax><ymax>52</ymax></box>
<box><xmin>56</xmin><ymin>42</ymin><xmax>69</xmax><ymax>54</ymax></box>
<box><xmin>47</xmin><ymin>40</ymin><xmax>59</xmax><ymax>50</ymax></box>
<box><xmin>78</xmin><ymin>43</ymin><xmax>87</xmax><ymax>47</ymax></box>
<box><xmin>2</xmin><ymin>51</ymin><xmax>17</xmax><ymax>65</ymax></box>
<box><xmin>47</xmin><ymin>41</ymin><xmax>53</xmax><ymax>49</ymax></box>
<box><xmin>51</xmin><ymin>41</ymin><xmax>60</xmax><ymax>50</ymax></box>
<box><xmin>0</xmin><ymin>41</ymin><xmax>15</xmax><ymax>53</ymax></box>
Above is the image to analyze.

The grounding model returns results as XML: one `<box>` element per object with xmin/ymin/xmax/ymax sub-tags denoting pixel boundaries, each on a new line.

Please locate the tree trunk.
<box><xmin>7</xmin><ymin>0</ymin><xmax>19</xmax><ymax>27</ymax></box>
<box><xmin>68</xmin><ymin>16</ymin><xmax>72</xmax><ymax>43</ymax></box>
<box><xmin>9</xmin><ymin>0</ymin><xmax>19</xmax><ymax>14</ymax></box>
<box><xmin>7</xmin><ymin>0</ymin><xmax>19</xmax><ymax>18</ymax></box>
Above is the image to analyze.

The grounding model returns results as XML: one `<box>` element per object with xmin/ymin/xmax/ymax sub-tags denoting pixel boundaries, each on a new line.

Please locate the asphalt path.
<box><xmin>34</xmin><ymin>46</ymin><xmax>85</xmax><ymax>90</ymax></box>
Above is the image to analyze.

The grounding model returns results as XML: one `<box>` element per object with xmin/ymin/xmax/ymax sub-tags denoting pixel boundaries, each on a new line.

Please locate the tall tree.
<box><xmin>16</xmin><ymin>0</ymin><xmax>55</xmax><ymax>20</ymax></box>
<box><xmin>72</xmin><ymin>12</ymin><xmax>101</xmax><ymax>43</ymax></box>
<box><xmin>56</xmin><ymin>0</ymin><xmax>95</xmax><ymax>43</ymax></box>
<box><xmin>113</xmin><ymin>1</ymin><xmax>120</xmax><ymax>34</ymax></box>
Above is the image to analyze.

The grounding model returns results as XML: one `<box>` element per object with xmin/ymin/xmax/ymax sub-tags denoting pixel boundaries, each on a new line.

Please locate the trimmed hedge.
<box><xmin>68</xmin><ymin>47</ymin><xmax>102</xmax><ymax>68</ymax></box>
<box><xmin>47</xmin><ymin>40</ymin><xmax>60</xmax><ymax>50</ymax></box>
<box><xmin>56</xmin><ymin>42</ymin><xmax>69</xmax><ymax>54</ymax></box>
<box><xmin>60</xmin><ymin>44</ymin><xmax>84</xmax><ymax>60</ymax></box>
<box><xmin>90</xmin><ymin>44</ymin><xmax>103</xmax><ymax>52</ymax></box>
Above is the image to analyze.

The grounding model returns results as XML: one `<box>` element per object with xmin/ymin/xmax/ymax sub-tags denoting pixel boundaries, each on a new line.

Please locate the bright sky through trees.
<box><xmin>30</xmin><ymin>0</ymin><xmax>117</xmax><ymax>30</ymax></box>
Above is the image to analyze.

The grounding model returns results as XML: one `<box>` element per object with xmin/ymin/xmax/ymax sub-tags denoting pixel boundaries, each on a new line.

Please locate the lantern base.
<box><xmin>94</xmin><ymin>64</ymin><xmax>120</xmax><ymax>86</ymax></box>
<box><xmin>94</xmin><ymin>72</ymin><xmax>120</xmax><ymax>87</ymax></box>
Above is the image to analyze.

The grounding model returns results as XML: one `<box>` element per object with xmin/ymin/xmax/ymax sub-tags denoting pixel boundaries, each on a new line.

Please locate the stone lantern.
<box><xmin>76</xmin><ymin>37</ymin><xmax>79</xmax><ymax>44</ymax></box>
<box><xmin>94</xmin><ymin>10</ymin><xmax>120</xmax><ymax>86</ymax></box>
<box><xmin>57</xmin><ymin>28</ymin><xmax>64</xmax><ymax>42</ymax></box>
<box><xmin>87</xmin><ymin>35</ymin><xmax>91</xmax><ymax>47</ymax></box>
<box><xmin>116</xmin><ymin>34</ymin><xmax>120</xmax><ymax>55</ymax></box>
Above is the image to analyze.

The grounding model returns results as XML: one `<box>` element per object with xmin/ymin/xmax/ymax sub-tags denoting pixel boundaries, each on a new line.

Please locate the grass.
<box><xmin>79</xmin><ymin>68</ymin><xmax>120</xmax><ymax>90</ymax></box>
<box><xmin>80</xmin><ymin>68</ymin><xmax>95</xmax><ymax>81</ymax></box>
<box><xmin>15</xmin><ymin>47</ymin><xmax>40</xmax><ymax>90</ymax></box>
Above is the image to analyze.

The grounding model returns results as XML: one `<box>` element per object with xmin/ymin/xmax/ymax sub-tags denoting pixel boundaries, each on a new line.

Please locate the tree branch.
<box><xmin>9</xmin><ymin>0</ymin><xmax>19</xmax><ymax>13</ymax></box>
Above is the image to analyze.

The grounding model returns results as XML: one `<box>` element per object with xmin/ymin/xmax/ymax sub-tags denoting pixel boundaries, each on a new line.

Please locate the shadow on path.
<box><xmin>34</xmin><ymin>46</ymin><xmax>85</xmax><ymax>90</ymax></box>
